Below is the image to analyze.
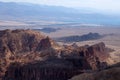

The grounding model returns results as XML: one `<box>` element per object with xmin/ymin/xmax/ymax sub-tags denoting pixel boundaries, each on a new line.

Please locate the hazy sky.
<box><xmin>0</xmin><ymin>0</ymin><xmax>120</xmax><ymax>14</ymax></box>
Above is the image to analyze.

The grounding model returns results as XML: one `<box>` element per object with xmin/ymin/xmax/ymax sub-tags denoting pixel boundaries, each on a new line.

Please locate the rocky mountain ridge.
<box><xmin>55</xmin><ymin>32</ymin><xmax>103</xmax><ymax>42</ymax></box>
<box><xmin>0</xmin><ymin>29</ymin><xmax>109</xmax><ymax>80</ymax></box>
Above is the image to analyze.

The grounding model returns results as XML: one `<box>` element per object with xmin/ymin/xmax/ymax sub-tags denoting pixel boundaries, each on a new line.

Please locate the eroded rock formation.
<box><xmin>0</xmin><ymin>29</ymin><xmax>109</xmax><ymax>80</ymax></box>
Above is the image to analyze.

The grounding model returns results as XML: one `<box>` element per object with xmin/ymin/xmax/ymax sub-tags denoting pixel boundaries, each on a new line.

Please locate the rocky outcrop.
<box><xmin>56</xmin><ymin>32</ymin><xmax>103</xmax><ymax>42</ymax></box>
<box><xmin>0</xmin><ymin>29</ymin><xmax>45</xmax><ymax>55</ymax></box>
<box><xmin>69</xmin><ymin>62</ymin><xmax>120</xmax><ymax>80</ymax></box>
<box><xmin>60</xmin><ymin>42</ymin><xmax>108</xmax><ymax>70</ymax></box>
<box><xmin>0</xmin><ymin>29</ymin><xmax>58</xmax><ymax>79</ymax></box>
<box><xmin>83</xmin><ymin>42</ymin><xmax>108</xmax><ymax>70</ymax></box>
<box><xmin>0</xmin><ymin>29</ymin><xmax>109</xmax><ymax>80</ymax></box>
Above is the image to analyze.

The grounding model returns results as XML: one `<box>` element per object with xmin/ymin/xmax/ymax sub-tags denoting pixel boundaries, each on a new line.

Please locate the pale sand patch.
<box><xmin>106</xmin><ymin>45</ymin><xmax>120</xmax><ymax>65</ymax></box>
<box><xmin>0</xmin><ymin>21</ymin><xmax>27</xmax><ymax>26</ymax></box>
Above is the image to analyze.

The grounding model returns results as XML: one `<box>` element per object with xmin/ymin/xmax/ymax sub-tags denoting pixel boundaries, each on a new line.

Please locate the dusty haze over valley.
<box><xmin>0</xmin><ymin>0</ymin><xmax>120</xmax><ymax>80</ymax></box>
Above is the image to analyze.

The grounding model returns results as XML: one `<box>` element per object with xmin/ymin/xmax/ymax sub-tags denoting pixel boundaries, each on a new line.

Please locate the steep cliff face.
<box><xmin>80</xmin><ymin>42</ymin><xmax>108</xmax><ymax>70</ymax></box>
<box><xmin>0</xmin><ymin>29</ymin><xmax>109</xmax><ymax>80</ymax></box>
<box><xmin>0</xmin><ymin>29</ymin><xmax>59</xmax><ymax>79</ymax></box>
<box><xmin>60</xmin><ymin>42</ymin><xmax>108</xmax><ymax>70</ymax></box>
<box><xmin>3</xmin><ymin>42</ymin><xmax>109</xmax><ymax>80</ymax></box>
<box><xmin>3</xmin><ymin>59</ymin><xmax>82</xmax><ymax>80</ymax></box>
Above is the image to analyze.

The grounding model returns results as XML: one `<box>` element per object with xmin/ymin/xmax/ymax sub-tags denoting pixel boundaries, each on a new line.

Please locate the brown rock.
<box><xmin>0</xmin><ymin>29</ymin><xmax>109</xmax><ymax>80</ymax></box>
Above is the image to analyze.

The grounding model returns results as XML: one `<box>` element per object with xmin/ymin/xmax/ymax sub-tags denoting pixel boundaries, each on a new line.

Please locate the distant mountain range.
<box><xmin>55</xmin><ymin>33</ymin><xmax>103</xmax><ymax>42</ymax></box>
<box><xmin>0</xmin><ymin>2</ymin><xmax>120</xmax><ymax>25</ymax></box>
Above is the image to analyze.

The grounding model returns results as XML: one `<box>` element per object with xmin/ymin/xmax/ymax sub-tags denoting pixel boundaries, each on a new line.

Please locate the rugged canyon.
<box><xmin>0</xmin><ymin>29</ymin><xmax>110</xmax><ymax>80</ymax></box>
